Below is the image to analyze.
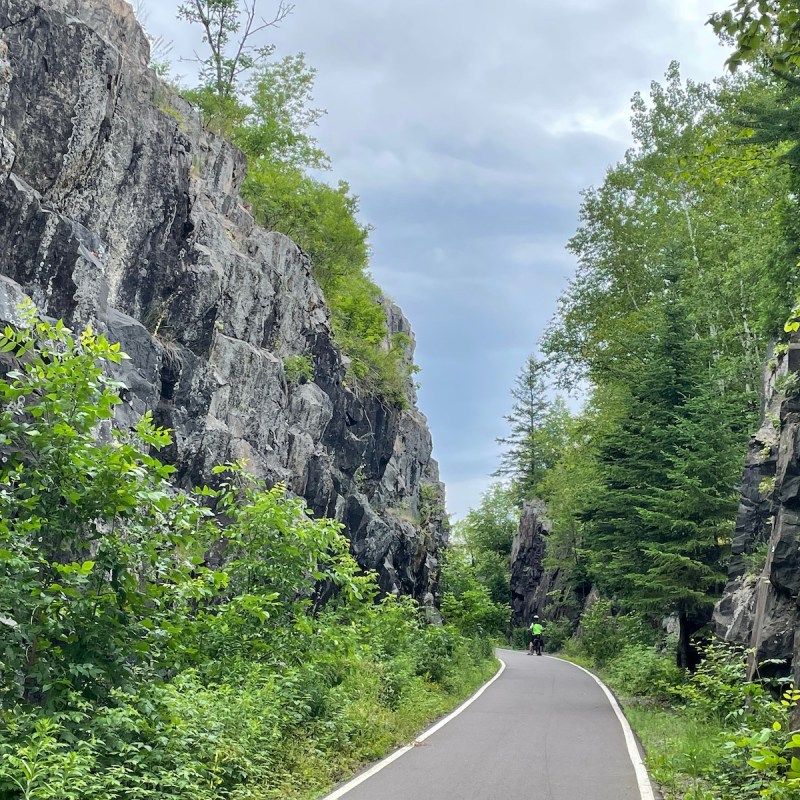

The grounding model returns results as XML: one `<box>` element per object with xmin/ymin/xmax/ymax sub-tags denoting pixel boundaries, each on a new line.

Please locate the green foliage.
<box><xmin>455</xmin><ymin>484</ymin><xmax>518</xmax><ymax>609</ymax></box>
<box><xmin>575</xmin><ymin>599</ymin><xmax>652</xmax><ymax>667</ymax></box>
<box><xmin>719</xmin><ymin>690</ymin><xmax>800</xmax><ymax>800</ymax></box>
<box><xmin>583</xmin><ymin>639</ymin><xmax>800</xmax><ymax>800</ymax></box>
<box><xmin>542</xmin><ymin>617</ymin><xmax>574</xmax><ymax>653</ymax></box>
<box><xmin>418</xmin><ymin>483</ymin><xmax>446</xmax><ymax>527</ymax></box>
<box><xmin>573</xmin><ymin>287</ymin><xmax>737</xmax><ymax>667</ymax></box>
<box><xmin>236</xmin><ymin>53</ymin><xmax>329</xmax><ymax>170</ymax></box>
<box><xmin>0</xmin><ymin>314</ymin><xmax>496</xmax><ymax>799</ymax></box>
<box><xmin>495</xmin><ymin>356</ymin><xmax>570</xmax><ymax>500</ymax></box>
<box><xmin>458</xmin><ymin>483</ymin><xmax>519</xmax><ymax>559</ymax></box>
<box><xmin>177</xmin><ymin>0</ymin><xmax>293</xmax><ymax>98</ymax></box>
<box><xmin>673</xmin><ymin>642</ymin><xmax>754</xmax><ymax>721</ymax></box>
<box><xmin>0</xmin><ymin>309</ymin><xmax>215</xmax><ymax>708</ymax></box>
<box><xmin>520</xmin><ymin>65</ymin><xmax>793</xmax><ymax>673</ymax></box>
<box><xmin>624</xmin><ymin>705</ymin><xmax>724</xmax><ymax>800</ymax></box>
<box><xmin>710</xmin><ymin>1</ymin><xmax>800</xmax><ymax>73</ymax></box>
<box><xmin>440</xmin><ymin>547</ymin><xmax>508</xmax><ymax>637</ymax></box>
<box><xmin>606</xmin><ymin>645</ymin><xmax>685</xmax><ymax>701</ymax></box>
<box><xmin>282</xmin><ymin>353</ymin><xmax>314</xmax><ymax>383</ymax></box>
<box><xmin>775</xmin><ymin>371</ymin><xmax>800</xmax><ymax>397</ymax></box>
<box><xmin>180</xmin><ymin>19</ymin><xmax>412</xmax><ymax>405</ymax></box>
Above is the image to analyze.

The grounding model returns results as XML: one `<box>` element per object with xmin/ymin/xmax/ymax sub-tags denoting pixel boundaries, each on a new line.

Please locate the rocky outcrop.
<box><xmin>509</xmin><ymin>500</ymin><xmax>581</xmax><ymax>627</ymax></box>
<box><xmin>713</xmin><ymin>340</ymin><xmax>800</xmax><ymax>676</ymax></box>
<box><xmin>0</xmin><ymin>0</ymin><xmax>446</xmax><ymax>599</ymax></box>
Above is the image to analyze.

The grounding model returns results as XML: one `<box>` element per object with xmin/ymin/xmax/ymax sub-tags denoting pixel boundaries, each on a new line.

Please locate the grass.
<box><xmin>623</xmin><ymin>703</ymin><xmax>724</xmax><ymax>800</ymax></box>
<box><xmin>301</xmin><ymin>655</ymin><xmax>500</xmax><ymax>800</ymax></box>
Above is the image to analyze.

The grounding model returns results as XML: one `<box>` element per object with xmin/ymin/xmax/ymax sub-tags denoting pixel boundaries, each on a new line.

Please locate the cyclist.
<box><xmin>528</xmin><ymin>616</ymin><xmax>544</xmax><ymax>656</ymax></box>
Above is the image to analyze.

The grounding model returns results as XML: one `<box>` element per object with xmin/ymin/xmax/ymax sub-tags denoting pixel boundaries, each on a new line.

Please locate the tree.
<box><xmin>543</xmin><ymin>65</ymin><xmax>791</xmax><ymax>397</ymax></box>
<box><xmin>581</xmin><ymin>287</ymin><xmax>735</xmax><ymax>667</ymax></box>
<box><xmin>538</xmin><ymin>407</ymin><xmax>607</xmax><ymax>595</ymax></box>
<box><xmin>710</xmin><ymin>1</ymin><xmax>800</xmax><ymax>73</ymax></box>
<box><xmin>440</xmin><ymin>547</ymin><xmax>509</xmax><ymax>636</ymax></box>
<box><xmin>178</xmin><ymin>0</ymin><xmax>294</xmax><ymax>98</ymax></box>
<box><xmin>236</xmin><ymin>54</ymin><xmax>328</xmax><ymax>170</ymax></box>
<box><xmin>495</xmin><ymin>356</ymin><xmax>550</xmax><ymax>499</ymax></box>
<box><xmin>0</xmin><ymin>311</ymin><xmax>215</xmax><ymax>706</ymax></box>
<box><xmin>456</xmin><ymin>484</ymin><xmax>519</xmax><ymax>607</ymax></box>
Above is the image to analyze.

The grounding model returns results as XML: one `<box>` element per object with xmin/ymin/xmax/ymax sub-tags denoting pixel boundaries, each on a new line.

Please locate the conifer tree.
<box><xmin>495</xmin><ymin>356</ymin><xmax>551</xmax><ymax>500</ymax></box>
<box><xmin>583</xmin><ymin>282</ymin><xmax>737</xmax><ymax>667</ymax></box>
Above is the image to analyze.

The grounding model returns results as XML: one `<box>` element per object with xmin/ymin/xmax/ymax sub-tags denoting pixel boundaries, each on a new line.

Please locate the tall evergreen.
<box><xmin>583</xmin><ymin>283</ymin><xmax>736</xmax><ymax>666</ymax></box>
<box><xmin>495</xmin><ymin>356</ymin><xmax>569</xmax><ymax>501</ymax></box>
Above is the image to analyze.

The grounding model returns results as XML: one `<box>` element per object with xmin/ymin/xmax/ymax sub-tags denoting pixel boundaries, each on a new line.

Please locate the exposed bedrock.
<box><xmin>0</xmin><ymin>0</ymin><xmax>446</xmax><ymax>599</ymax></box>
<box><xmin>714</xmin><ymin>341</ymin><xmax>800</xmax><ymax>678</ymax></box>
<box><xmin>509</xmin><ymin>500</ymin><xmax>583</xmax><ymax>628</ymax></box>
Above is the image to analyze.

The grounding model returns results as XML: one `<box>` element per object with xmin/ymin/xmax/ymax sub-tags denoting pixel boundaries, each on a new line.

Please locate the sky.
<box><xmin>137</xmin><ymin>0</ymin><xmax>729</xmax><ymax>520</ymax></box>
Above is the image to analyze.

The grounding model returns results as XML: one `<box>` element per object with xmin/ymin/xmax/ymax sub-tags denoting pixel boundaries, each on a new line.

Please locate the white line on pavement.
<box><xmin>549</xmin><ymin>656</ymin><xmax>656</xmax><ymax>800</ymax></box>
<box><xmin>319</xmin><ymin>657</ymin><xmax>507</xmax><ymax>800</ymax></box>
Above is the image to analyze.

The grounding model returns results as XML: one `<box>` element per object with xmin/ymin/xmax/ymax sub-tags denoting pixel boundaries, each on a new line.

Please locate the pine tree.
<box><xmin>494</xmin><ymin>356</ymin><xmax>551</xmax><ymax>499</ymax></box>
<box><xmin>583</xmin><ymin>285</ymin><xmax>737</xmax><ymax>666</ymax></box>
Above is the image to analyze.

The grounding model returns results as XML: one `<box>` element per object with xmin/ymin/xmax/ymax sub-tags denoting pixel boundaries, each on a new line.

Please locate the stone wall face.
<box><xmin>509</xmin><ymin>500</ymin><xmax>581</xmax><ymax>627</ymax></box>
<box><xmin>0</xmin><ymin>0</ymin><xmax>446</xmax><ymax>600</ymax></box>
<box><xmin>714</xmin><ymin>341</ymin><xmax>800</xmax><ymax>678</ymax></box>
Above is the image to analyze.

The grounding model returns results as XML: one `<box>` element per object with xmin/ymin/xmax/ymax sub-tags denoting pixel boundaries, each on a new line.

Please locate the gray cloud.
<box><xmin>138</xmin><ymin>0</ymin><xmax>728</xmax><ymax>518</ymax></box>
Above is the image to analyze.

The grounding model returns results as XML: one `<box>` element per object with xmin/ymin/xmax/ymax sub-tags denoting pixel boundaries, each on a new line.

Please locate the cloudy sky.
<box><xmin>138</xmin><ymin>0</ymin><xmax>729</xmax><ymax>519</ymax></box>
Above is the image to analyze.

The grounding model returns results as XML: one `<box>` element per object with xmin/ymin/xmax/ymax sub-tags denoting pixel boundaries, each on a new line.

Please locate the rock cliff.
<box><xmin>714</xmin><ymin>340</ymin><xmax>800</xmax><ymax>678</ymax></box>
<box><xmin>509</xmin><ymin>500</ymin><xmax>582</xmax><ymax>627</ymax></box>
<box><xmin>0</xmin><ymin>0</ymin><xmax>447</xmax><ymax>600</ymax></box>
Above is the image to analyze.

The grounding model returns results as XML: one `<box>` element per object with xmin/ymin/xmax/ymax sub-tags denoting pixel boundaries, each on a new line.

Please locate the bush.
<box><xmin>717</xmin><ymin>689</ymin><xmax>800</xmax><ymax>800</ymax></box>
<box><xmin>576</xmin><ymin>599</ymin><xmax>652</xmax><ymax>666</ymax></box>
<box><xmin>283</xmin><ymin>353</ymin><xmax>315</xmax><ymax>383</ymax></box>
<box><xmin>674</xmin><ymin>641</ymin><xmax>754</xmax><ymax>721</ymax></box>
<box><xmin>510</xmin><ymin>626</ymin><xmax>530</xmax><ymax>650</ymax></box>
<box><xmin>544</xmin><ymin>617</ymin><xmax>575</xmax><ymax>653</ymax></box>
<box><xmin>606</xmin><ymin>644</ymin><xmax>684</xmax><ymax>701</ymax></box>
<box><xmin>0</xmin><ymin>315</ymin><xmax>497</xmax><ymax>800</ymax></box>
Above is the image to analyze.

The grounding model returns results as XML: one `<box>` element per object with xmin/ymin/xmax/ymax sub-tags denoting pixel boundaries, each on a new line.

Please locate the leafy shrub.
<box><xmin>544</xmin><ymin>617</ymin><xmax>575</xmax><ymax>653</ymax></box>
<box><xmin>775</xmin><ymin>371</ymin><xmax>800</xmax><ymax>398</ymax></box>
<box><xmin>283</xmin><ymin>353</ymin><xmax>315</xmax><ymax>383</ymax></box>
<box><xmin>0</xmin><ymin>311</ymin><xmax>216</xmax><ymax>707</ymax></box>
<box><xmin>0</xmin><ymin>314</ymin><xmax>497</xmax><ymax>799</ymax></box>
<box><xmin>440</xmin><ymin>546</ymin><xmax>509</xmax><ymax>637</ymax></box>
<box><xmin>674</xmin><ymin>641</ymin><xmax>754</xmax><ymax>721</ymax></box>
<box><xmin>440</xmin><ymin>587</ymin><xmax>508</xmax><ymax>637</ymax></box>
<box><xmin>716</xmin><ymin>690</ymin><xmax>800</xmax><ymax>800</ymax></box>
<box><xmin>576</xmin><ymin>599</ymin><xmax>652</xmax><ymax>666</ymax></box>
<box><xmin>510</xmin><ymin>626</ymin><xmax>530</xmax><ymax>650</ymax></box>
<box><xmin>606</xmin><ymin>644</ymin><xmax>684</xmax><ymax>700</ymax></box>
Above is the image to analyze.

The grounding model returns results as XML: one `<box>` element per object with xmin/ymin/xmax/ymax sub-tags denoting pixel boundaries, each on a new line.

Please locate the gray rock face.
<box><xmin>509</xmin><ymin>501</ymin><xmax>581</xmax><ymax>627</ymax></box>
<box><xmin>0</xmin><ymin>0</ymin><xmax>446</xmax><ymax>599</ymax></box>
<box><xmin>713</xmin><ymin>344</ymin><xmax>800</xmax><ymax>675</ymax></box>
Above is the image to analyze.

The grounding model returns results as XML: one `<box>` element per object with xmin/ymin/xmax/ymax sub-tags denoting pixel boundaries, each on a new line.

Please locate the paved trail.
<box><xmin>325</xmin><ymin>648</ymin><xmax>652</xmax><ymax>800</ymax></box>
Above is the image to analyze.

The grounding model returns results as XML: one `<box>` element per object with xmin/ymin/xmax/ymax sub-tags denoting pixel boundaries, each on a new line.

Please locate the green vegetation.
<box><xmin>710</xmin><ymin>1</ymin><xmax>800</xmax><ymax>73</ymax></box>
<box><xmin>494</xmin><ymin>355</ymin><xmax>571</xmax><ymax>503</ymax></box>
<box><xmin>175</xmin><ymin>4</ymin><xmax>413</xmax><ymax>406</ymax></box>
<box><xmin>447</xmin><ymin>484</ymin><xmax>519</xmax><ymax>622</ymax></box>
<box><xmin>0</xmin><ymin>313</ymin><xmax>496</xmax><ymax>799</ymax></box>
<box><xmin>282</xmin><ymin>352</ymin><xmax>314</xmax><ymax>383</ymax></box>
<box><xmin>490</xmin><ymin>62</ymin><xmax>797</xmax><ymax>662</ymax></box>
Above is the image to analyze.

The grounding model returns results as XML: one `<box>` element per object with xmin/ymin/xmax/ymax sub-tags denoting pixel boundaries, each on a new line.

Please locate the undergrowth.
<box><xmin>0</xmin><ymin>314</ymin><xmax>495</xmax><ymax>799</ymax></box>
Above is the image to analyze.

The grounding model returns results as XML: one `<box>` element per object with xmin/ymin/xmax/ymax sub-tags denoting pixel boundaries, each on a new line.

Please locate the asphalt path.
<box><xmin>324</xmin><ymin>648</ymin><xmax>651</xmax><ymax>800</ymax></box>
